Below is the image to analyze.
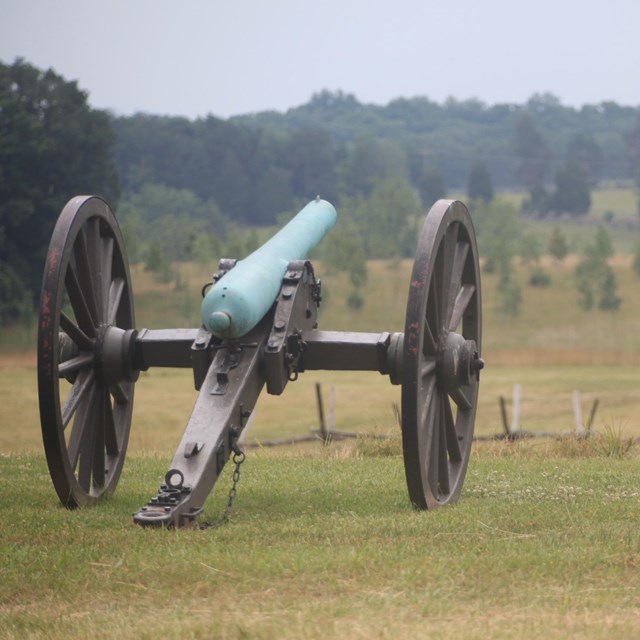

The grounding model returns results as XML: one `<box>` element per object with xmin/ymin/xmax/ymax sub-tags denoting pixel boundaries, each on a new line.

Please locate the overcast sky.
<box><xmin>2</xmin><ymin>0</ymin><xmax>639</xmax><ymax>119</ymax></box>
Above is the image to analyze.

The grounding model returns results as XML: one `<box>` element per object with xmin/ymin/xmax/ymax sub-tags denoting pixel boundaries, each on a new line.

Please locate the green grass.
<box><xmin>2</xmin><ymin>441</ymin><xmax>640</xmax><ymax>639</ymax></box>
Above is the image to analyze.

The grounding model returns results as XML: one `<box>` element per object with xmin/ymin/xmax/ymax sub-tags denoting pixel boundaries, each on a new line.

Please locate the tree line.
<box><xmin>3</xmin><ymin>58</ymin><xmax>640</xmax><ymax>324</ymax></box>
<box><xmin>113</xmin><ymin>90</ymin><xmax>640</xmax><ymax>227</ymax></box>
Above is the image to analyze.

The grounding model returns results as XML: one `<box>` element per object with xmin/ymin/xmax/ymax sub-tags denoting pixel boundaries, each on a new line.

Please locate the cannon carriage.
<box><xmin>38</xmin><ymin>195</ymin><xmax>483</xmax><ymax>527</ymax></box>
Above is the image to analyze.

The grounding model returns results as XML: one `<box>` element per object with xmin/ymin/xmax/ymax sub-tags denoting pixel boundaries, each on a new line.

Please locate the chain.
<box><xmin>198</xmin><ymin>449</ymin><xmax>246</xmax><ymax>530</ymax></box>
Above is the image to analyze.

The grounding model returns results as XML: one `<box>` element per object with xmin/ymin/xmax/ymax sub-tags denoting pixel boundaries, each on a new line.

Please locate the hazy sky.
<box><xmin>2</xmin><ymin>0</ymin><xmax>639</xmax><ymax>119</ymax></box>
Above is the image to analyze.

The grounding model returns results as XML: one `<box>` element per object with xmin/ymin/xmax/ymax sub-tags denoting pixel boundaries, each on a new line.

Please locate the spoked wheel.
<box><xmin>401</xmin><ymin>199</ymin><xmax>483</xmax><ymax>509</ymax></box>
<box><xmin>38</xmin><ymin>196</ymin><xmax>137</xmax><ymax>507</ymax></box>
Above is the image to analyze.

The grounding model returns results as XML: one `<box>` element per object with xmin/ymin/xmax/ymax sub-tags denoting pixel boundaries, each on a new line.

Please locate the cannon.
<box><xmin>37</xmin><ymin>195</ymin><xmax>483</xmax><ymax>527</ymax></box>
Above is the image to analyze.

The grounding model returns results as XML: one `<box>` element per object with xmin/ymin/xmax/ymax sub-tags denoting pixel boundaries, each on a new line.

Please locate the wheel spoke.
<box><xmin>426</xmin><ymin>390</ymin><xmax>441</xmax><ymax>494</ymax></box>
<box><xmin>104</xmin><ymin>390</ymin><xmax>119</xmax><ymax>456</ymax></box>
<box><xmin>100</xmin><ymin>235</ymin><xmax>114</xmax><ymax>320</ymax></box>
<box><xmin>450</xmin><ymin>386</ymin><xmax>473</xmax><ymax>411</ymax></box>
<box><xmin>422</xmin><ymin>314</ymin><xmax>437</xmax><ymax>356</ymax></box>
<box><xmin>431</xmin><ymin>253</ymin><xmax>444</xmax><ymax>334</ymax></box>
<box><xmin>107</xmin><ymin>278</ymin><xmax>125</xmax><ymax>326</ymax></box>
<box><xmin>61</xmin><ymin>368</ymin><xmax>95</xmax><ymax>430</ymax></box>
<box><xmin>421</xmin><ymin>358</ymin><xmax>436</xmax><ymax>378</ymax></box>
<box><xmin>110</xmin><ymin>382</ymin><xmax>129</xmax><ymax>405</ymax></box>
<box><xmin>443</xmin><ymin>394</ymin><xmax>462</xmax><ymax>462</ymax></box>
<box><xmin>77</xmin><ymin>381</ymin><xmax>103</xmax><ymax>491</ymax></box>
<box><xmin>85</xmin><ymin>218</ymin><xmax>104</xmax><ymax>310</ymax></box>
<box><xmin>65</xmin><ymin>266</ymin><xmax>96</xmax><ymax>337</ymax></box>
<box><xmin>59</xmin><ymin>312</ymin><xmax>93</xmax><ymax>351</ymax></box>
<box><xmin>438</xmin><ymin>223</ymin><xmax>459</xmax><ymax>327</ymax></box>
<box><xmin>58</xmin><ymin>353</ymin><xmax>94</xmax><ymax>377</ymax></box>
<box><xmin>437</xmin><ymin>395</ymin><xmax>450</xmax><ymax>496</ymax></box>
<box><xmin>425</xmin><ymin>275</ymin><xmax>440</xmax><ymax>349</ymax></box>
<box><xmin>73</xmin><ymin>227</ymin><xmax>101</xmax><ymax>325</ymax></box>
<box><xmin>67</xmin><ymin>382</ymin><xmax>97</xmax><ymax>470</ymax></box>
<box><xmin>446</xmin><ymin>242</ymin><xmax>470</xmax><ymax>330</ymax></box>
<box><xmin>448</xmin><ymin>284</ymin><xmax>476</xmax><ymax>332</ymax></box>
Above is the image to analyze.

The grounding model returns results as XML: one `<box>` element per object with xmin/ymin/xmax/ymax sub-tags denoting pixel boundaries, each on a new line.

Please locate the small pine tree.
<box><xmin>574</xmin><ymin>231</ymin><xmax>621</xmax><ymax>312</ymax></box>
<box><xmin>418</xmin><ymin>166</ymin><xmax>446</xmax><ymax>208</ymax></box>
<box><xmin>519</xmin><ymin>231</ymin><xmax>541</xmax><ymax>265</ymax></box>
<box><xmin>500</xmin><ymin>278</ymin><xmax>522</xmax><ymax>316</ymax></box>
<box><xmin>467</xmin><ymin>161</ymin><xmax>494</xmax><ymax>203</ymax></box>
<box><xmin>548</xmin><ymin>227</ymin><xmax>569</xmax><ymax>261</ymax></box>
<box><xmin>594</xmin><ymin>226</ymin><xmax>614</xmax><ymax>259</ymax></box>
<box><xmin>145</xmin><ymin>241</ymin><xmax>165</xmax><ymax>273</ymax></box>
<box><xmin>347</xmin><ymin>289</ymin><xmax>364</xmax><ymax>310</ymax></box>
<box><xmin>633</xmin><ymin>242</ymin><xmax>640</xmax><ymax>278</ymax></box>
<box><xmin>598</xmin><ymin>266</ymin><xmax>621</xmax><ymax>311</ymax></box>
<box><xmin>528</xmin><ymin>267</ymin><xmax>551</xmax><ymax>287</ymax></box>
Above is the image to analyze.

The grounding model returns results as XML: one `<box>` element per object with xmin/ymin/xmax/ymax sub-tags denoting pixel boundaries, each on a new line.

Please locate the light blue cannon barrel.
<box><xmin>201</xmin><ymin>198</ymin><xmax>337</xmax><ymax>339</ymax></box>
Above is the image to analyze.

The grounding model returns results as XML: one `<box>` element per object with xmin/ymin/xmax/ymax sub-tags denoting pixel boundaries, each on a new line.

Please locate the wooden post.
<box><xmin>586</xmin><ymin>398</ymin><xmax>599</xmax><ymax>432</ymax></box>
<box><xmin>315</xmin><ymin>382</ymin><xmax>328</xmax><ymax>442</ymax></box>
<box><xmin>499</xmin><ymin>396</ymin><xmax>510</xmax><ymax>436</ymax></box>
<box><xmin>572</xmin><ymin>389</ymin><xmax>582</xmax><ymax>433</ymax></box>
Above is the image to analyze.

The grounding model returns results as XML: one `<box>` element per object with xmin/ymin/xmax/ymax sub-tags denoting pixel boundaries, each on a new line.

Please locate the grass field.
<box><xmin>2</xmin><ymin>441</ymin><xmax>640</xmax><ymax>639</ymax></box>
<box><xmin>2</xmin><ymin>190</ymin><xmax>640</xmax><ymax>638</ymax></box>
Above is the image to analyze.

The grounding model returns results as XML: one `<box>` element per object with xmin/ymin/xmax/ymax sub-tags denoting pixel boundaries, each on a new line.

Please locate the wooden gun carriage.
<box><xmin>38</xmin><ymin>196</ymin><xmax>483</xmax><ymax>527</ymax></box>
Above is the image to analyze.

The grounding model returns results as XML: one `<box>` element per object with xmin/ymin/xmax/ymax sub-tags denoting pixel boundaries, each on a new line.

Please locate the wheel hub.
<box><xmin>95</xmin><ymin>325</ymin><xmax>139</xmax><ymax>385</ymax></box>
<box><xmin>438</xmin><ymin>331</ymin><xmax>484</xmax><ymax>391</ymax></box>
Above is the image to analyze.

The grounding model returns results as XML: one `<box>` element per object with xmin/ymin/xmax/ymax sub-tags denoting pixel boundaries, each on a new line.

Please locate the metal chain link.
<box><xmin>198</xmin><ymin>450</ymin><xmax>246</xmax><ymax>530</ymax></box>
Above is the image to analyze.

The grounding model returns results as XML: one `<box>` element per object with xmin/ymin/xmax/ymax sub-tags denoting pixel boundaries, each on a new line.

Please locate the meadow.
<box><xmin>1</xmin><ymin>190</ymin><xmax>640</xmax><ymax>638</ymax></box>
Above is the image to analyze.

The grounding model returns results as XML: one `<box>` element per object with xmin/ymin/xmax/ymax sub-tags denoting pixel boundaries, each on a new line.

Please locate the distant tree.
<box><xmin>342</xmin><ymin>177</ymin><xmax>419</xmax><ymax>259</ymax></box>
<box><xmin>0</xmin><ymin>58</ymin><xmax>118</xmax><ymax>322</ymax></box>
<box><xmin>472</xmin><ymin>199</ymin><xmax>521</xmax><ymax>272</ymax></box>
<box><xmin>499</xmin><ymin>277</ymin><xmax>523</xmax><ymax>316</ymax></box>
<box><xmin>117</xmin><ymin>184</ymin><xmax>226</xmax><ymax>263</ymax></box>
<box><xmin>598</xmin><ymin>267</ymin><xmax>621</xmax><ymax>311</ymax></box>
<box><xmin>528</xmin><ymin>266</ymin><xmax>551</xmax><ymax>287</ymax></box>
<box><xmin>319</xmin><ymin>218</ymin><xmax>366</xmax><ymax>275</ymax></box>
<box><xmin>338</xmin><ymin>136</ymin><xmax>408</xmax><ymax>197</ymax></box>
<box><xmin>144</xmin><ymin>241</ymin><xmax>172</xmax><ymax>283</ymax></box>
<box><xmin>521</xmin><ymin>182</ymin><xmax>551</xmax><ymax>217</ymax></box>
<box><xmin>512</xmin><ymin>112</ymin><xmax>552</xmax><ymax>188</ymax></box>
<box><xmin>549</xmin><ymin>161</ymin><xmax>591</xmax><ymax>215</ymax></box>
<box><xmin>519</xmin><ymin>230</ymin><xmax>541</xmax><ymax>265</ymax></box>
<box><xmin>633</xmin><ymin>241</ymin><xmax>640</xmax><ymax>278</ymax></box>
<box><xmin>191</xmin><ymin>232</ymin><xmax>222</xmax><ymax>270</ymax></box>
<box><xmin>467</xmin><ymin>161</ymin><xmax>494</xmax><ymax>203</ymax></box>
<box><xmin>346</xmin><ymin>289</ymin><xmax>365</xmax><ymax>311</ymax></box>
<box><xmin>548</xmin><ymin>227</ymin><xmax>569</xmax><ymax>261</ymax></box>
<box><xmin>594</xmin><ymin>226</ymin><xmax>614</xmax><ymax>259</ymax></box>
<box><xmin>627</xmin><ymin>113</ymin><xmax>640</xmax><ymax>213</ymax></box>
<box><xmin>287</xmin><ymin>126</ymin><xmax>338</xmax><ymax>201</ymax></box>
<box><xmin>0</xmin><ymin>264</ymin><xmax>32</xmax><ymax>325</ymax></box>
<box><xmin>471</xmin><ymin>200</ymin><xmax>522</xmax><ymax>315</ymax></box>
<box><xmin>574</xmin><ymin>233</ymin><xmax>621</xmax><ymax>311</ymax></box>
<box><xmin>418</xmin><ymin>166</ymin><xmax>446</xmax><ymax>209</ymax></box>
<box><xmin>575</xmin><ymin>259</ymin><xmax>596</xmax><ymax>310</ymax></box>
<box><xmin>567</xmin><ymin>134</ymin><xmax>604</xmax><ymax>187</ymax></box>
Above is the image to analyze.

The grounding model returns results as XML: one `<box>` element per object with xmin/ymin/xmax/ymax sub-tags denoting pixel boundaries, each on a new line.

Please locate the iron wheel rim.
<box><xmin>401</xmin><ymin>199</ymin><xmax>482</xmax><ymax>509</ymax></box>
<box><xmin>37</xmin><ymin>196</ymin><xmax>136</xmax><ymax>507</ymax></box>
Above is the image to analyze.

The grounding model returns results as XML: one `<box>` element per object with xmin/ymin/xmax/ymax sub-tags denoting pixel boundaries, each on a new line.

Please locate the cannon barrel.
<box><xmin>201</xmin><ymin>198</ymin><xmax>337</xmax><ymax>339</ymax></box>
